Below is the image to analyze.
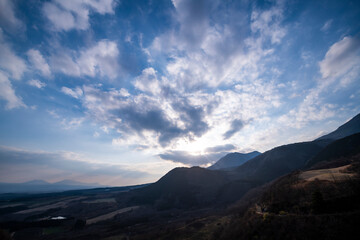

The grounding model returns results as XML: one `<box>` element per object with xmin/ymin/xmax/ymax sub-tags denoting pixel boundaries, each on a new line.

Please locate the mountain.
<box><xmin>208</xmin><ymin>151</ymin><xmax>261</xmax><ymax>170</ymax></box>
<box><xmin>53</xmin><ymin>179</ymin><xmax>102</xmax><ymax>187</ymax></box>
<box><xmin>23</xmin><ymin>179</ymin><xmax>49</xmax><ymax>185</ymax></box>
<box><xmin>130</xmin><ymin>166</ymin><xmax>229</xmax><ymax>209</ymax></box>
<box><xmin>227</xmin><ymin>113</ymin><xmax>360</xmax><ymax>184</ymax></box>
<box><xmin>306</xmin><ymin>132</ymin><xmax>360</xmax><ymax>168</ymax></box>
<box><xmin>229</xmin><ymin>141</ymin><xmax>325</xmax><ymax>183</ymax></box>
<box><xmin>0</xmin><ymin>179</ymin><xmax>104</xmax><ymax>194</ymax></box>
<box><xmin>127</xmin><ymin>112</ymin><xmax>360</xmax><ymax>210</ymax></box>
<box><xmin>317</xmin><ymin>113</ymin><xmax>360</xmax><ymax>141</ymax></box>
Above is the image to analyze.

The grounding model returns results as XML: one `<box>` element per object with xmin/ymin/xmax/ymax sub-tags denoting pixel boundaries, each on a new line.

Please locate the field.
<box><xmin>300</xmin><ymin>165</ymin><xmax>355</xmax><ymax>182</ymax></box>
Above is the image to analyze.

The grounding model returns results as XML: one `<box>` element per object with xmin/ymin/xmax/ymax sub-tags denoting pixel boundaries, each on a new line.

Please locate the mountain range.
<box><xmin>129</xmin><ymin>113</ymin><xmax>360</xmax><ymax>209</ymax></box>
<box><xmin>0</xmin><ymin>179</ymin><xmax>104</xmax><ymax>194</ymax></box>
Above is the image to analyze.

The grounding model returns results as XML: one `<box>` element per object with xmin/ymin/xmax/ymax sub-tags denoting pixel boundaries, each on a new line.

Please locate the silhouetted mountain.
<box><xmin>0</xmin><ymin>179</ymin><xmax>104</xmax><ymax>193</ymax></box>
<box><xmin>225</xmin><ymin>113</ymin><xmax>360</xmax><ymax>184</ymax></box>
<box><xmin>229</xmin><ymin>141</ymin><xmax>324</xmax><ymax>183</ymax></box>
<box><xmin>208</xmin><ymin>151</ymin><xmax>261</xmax><ymax>170</ymax></box>
<box><xmin>131</xmin><ymin>166</ymin><xmax>229</xmax><ymax>209</ymax></box>
<box><xmin>317</xmin><ymin>113</ymin><xmax>360</xmax><ymax>141</ymax></box>
<box><xmin>306</xmin><ymin>132</ymin><xmax>360</xmax><ymax>168</ymax></box>
<box><xmin>128</xmin><ymin>112</ymin><xmax>360</xmax><ymax>210</ymax></box>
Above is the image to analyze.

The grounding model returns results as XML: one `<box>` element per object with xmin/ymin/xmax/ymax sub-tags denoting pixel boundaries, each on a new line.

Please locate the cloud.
<box><xmin>51</xmin><ymin>40</ymin><xmax>119</xmax><ymax>79</ymax></box>
<box><xmin>0</xmin><ymin>0</ymin><xmax>24</xmax><ymax>33</ymax></box>
<box><xmin>0</xmin><ymin>145</ymin><xmax>148</xmax><ymax>183</ymax></box>
<box><xmin>43</xmin><ymin>0</ymin><xmax>117</xmax><ymax>31</ymax></box>
<box><xmin>0</xmin><ymin>30</ymin><xmax>27</xmax><ymax>80</ymax></box>
<box><xmin>223</xmin><ymin>119</ymin><xmax>245</xmax><ymax>140</ymax></box>
<box><xmin>0</xmin><ymin>71</ymin><xmax>25</xmax><ymax>109</ymax></box>
<box><xmin>159</xmin><ymin>150</ymin><xmax>225</xmax><ymax>166</ymax></box>
<box><xmin>27</xmin><ymin>49</ymin><xmax>51</xmax><ymax>77</ymax></box>
<box><xmin>250</xmin><ymin>6</ymin><xmax>286</xmax><ymax>44</ymax></box>
<box><xmin>61</xmin><ymin>86</ymin><xmax>83</xmax><ymax>99</ymax></box>
<box><xmin>171</xmin><ymin>0</ymin><xmax>218</xmax><ymax>49</ymax></box>
<box><xmin>321</xmin><ymin>19</ymin><xmax>333</xmax><ymax>32</ymax></box>
<box><xmin>117</xmin><ymin>107</ymin><xmax>184</xmax><ymax>146</ymax></box>
<box><xmin>205</xmin><ymin>144</ymin><xmax>236</xmax><ymax>153</ymax></box>
<box><xmin>171</xmin><ymin>99</ymin><xmax>209</xmax><ymax>138</ymax></box>
<box><xmin>319</xmin><ymin>35</ymin><xmax>360</xmax><ymax>79</ymax></box>
<box><xmin>28</xmin><ymin>79</ymin><xmax>46</xmax><ymax>89</ymax></box>
<box><xmin>148</xmin><ymin>1</ymin><xmax>286</xmax><ymax>92</ymax></box>
<box><xmin>133</xmin><ymin>68</ymin><xmax>161</xmax><ymax>95</ymax></box>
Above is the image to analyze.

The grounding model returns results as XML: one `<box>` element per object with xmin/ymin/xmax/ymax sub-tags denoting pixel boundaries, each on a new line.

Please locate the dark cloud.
<box><xmin>159</xmin><ymin>150</ymin><xmax>225</xmax><ymax>166</ymax></box>
<box><xmin>175</xmin><ymin>0</ymin><xmax>217</xmax><ymax>48</ymax></box>
<box><xmin>0</xmin><ymin>146</ymin><xmax>147</xmax><ymax>179</ymax></box>
<box><xmin>171</xmin><ymin>99</ymin><xmax>209</xmax><ymax>138</ymax></box>
<box><xmin>205</xmin><ymin>144</ymin><xmax>236</xmax><ymax>153</ymax></box>
<box><xmin>118</xmin><ymin>107</ymin><xmax>184</xmax><ymax>146</ymax></box>
<box><xmin>82</xmin><ymin>85</ymin><xmax>212</xmax><ymax>147</ymax></box>
<box><xmin>223</xmin><ymin>119</ymin><xmax>244</xmax><ymax>140</ymax></box>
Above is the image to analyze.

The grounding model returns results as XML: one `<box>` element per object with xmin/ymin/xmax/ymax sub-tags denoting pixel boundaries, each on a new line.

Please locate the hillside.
<box><xmin>130</xmin><ymin>167</ymin><xmax>229</xmax><ymax>209</ymax></box>
<box><xmin>228</xmin><ymin>141</ymin><xmax>325</xmax><ymax>183</ymax></box>
<box><xmin>306</xmin><ymin>133</ymin><xmax>360</xmax><ymax>168</ymax></box>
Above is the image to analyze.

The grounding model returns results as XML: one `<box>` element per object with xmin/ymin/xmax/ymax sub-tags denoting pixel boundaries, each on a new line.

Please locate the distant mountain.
<box><xmin>317</xmin><ymin>113</ymin><xmax>360</xmax><ymax>141</ymax></box>
<box><xmin>0</xmin><ymin>179</ymin><xmax>104</xmax><ymax>194</ymax></box>
<box><xmin>208</xmin><ymin>151</ymin><xmax>261</xmax><ymax>170</ymax></box>
<box><xmin>53</xmin><ymin>179</ymin><xmax>102</xmax><ymax>187</ymax></box>
<box><xmin>23</xmin><ymin>179</ymin><xmax>49</xmax><ymax>185</ymax></box>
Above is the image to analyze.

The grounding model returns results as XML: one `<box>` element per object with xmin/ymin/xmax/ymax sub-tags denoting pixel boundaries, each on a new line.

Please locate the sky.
<box><xmin>0</xmin><ymin>0</ymin><xmax>359</xmax><ymax>186</ymax></box>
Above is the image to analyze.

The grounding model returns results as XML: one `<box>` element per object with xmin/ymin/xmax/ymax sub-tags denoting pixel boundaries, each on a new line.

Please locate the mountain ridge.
<box><xmin>208</xmin><ymin>151</ymin><xmax>261</xmax><ymax>170</ymax></box>
<box><xmin>317</xmin><ymin>113</ymin><xmax>360</xmax><ymax>141</ymax></box>
<box><xmin>129</xmin><ymin>112</ymin><xmax>360</xmax><ymax>209</ymax></box>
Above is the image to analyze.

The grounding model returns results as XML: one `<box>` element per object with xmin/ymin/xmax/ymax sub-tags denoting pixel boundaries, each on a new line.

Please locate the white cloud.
<box><xmin>133</xmin><ymin>68</ymin><xmax>161</xmax><ymax>95</ymax></box>
<box><xmin>51</xmin><ymin>40</ymin><xmax>119</xmax><ymax>79</ymax></box>
<box><xmin>27</xmin><ymin>49</ymin><xmax>51</xmax><ymax>77</ymax></box>
<box><xmin>0</xmin><ymin>71</ymin><xmax>25</xmax><ymax>109</ymax></box>
<box><xmin>319</xmin><ymin>35</ymin><xmax>360</xmax><ymax>80</ymax></box>
<box><xmin>250</xmin><ymin>6</ymin><xmax>286</xmax><ymax>44</ymax></box>
<box><xmin>43</xmin><ymin>0</ymin><xmax>116</xmax><ymax>31</ymax></box>
<box><xmin>0</xmin><ymin>0</ymin><xmax>24</xmax><ymax>33</ymax></box>
<box><xmin>28</xmin><ymin>79</ymin><xmax>46</xmax><ymax>89</ymax></box>
<box><xmin>119</xmin><ymin>88</ymin><xmax>130</xmax><ymax>97</ymax></box>
<box><xmin>77</xmin><ymin>40</ymin><xmax>119</xmax><ymax>78</ymax></box>
<box><xmin>321</xmin><ymin>19</ymin><xmax>333</xmax><ymax>32</ymax></box>
<box><xmin>61</xmin><ymin>117</ymin><xmax>85</xmax><ymax>130</ymax></box>
<box><xmin>0</xmin><ymin>30</ymin><xmax>27</xmax><ymax>80</ymax></box>
<box><xmin>61</xmin><ymin>86</ymin><xmax>83</xmax><ymax>99</ymax></box>
<box><xmin>50</xmin><ymin>51</ymin><xmax>81</xmax><ymax>76</ymax></box>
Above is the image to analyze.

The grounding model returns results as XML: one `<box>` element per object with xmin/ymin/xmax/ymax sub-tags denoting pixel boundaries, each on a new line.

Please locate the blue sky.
<box><xmin>0</xmin><ymin>0</ymin><xmax>359</xmax><ymax>186</ymax></box>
